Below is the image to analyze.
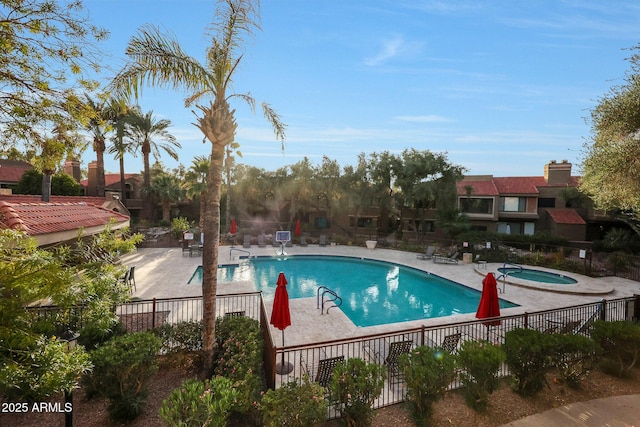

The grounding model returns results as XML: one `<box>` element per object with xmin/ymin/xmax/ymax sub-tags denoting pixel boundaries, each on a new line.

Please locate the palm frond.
<box><xmin>262</xmin><ymin>102</ymin><xmax>287</xmax><ymax>147</ymax></box>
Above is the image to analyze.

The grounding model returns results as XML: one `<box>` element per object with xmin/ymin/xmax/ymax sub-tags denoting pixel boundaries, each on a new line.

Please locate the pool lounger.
<box><xmin>433</xmin><ymin>251</ymin><xmax>459</xmax><ymax>264</ymax></box>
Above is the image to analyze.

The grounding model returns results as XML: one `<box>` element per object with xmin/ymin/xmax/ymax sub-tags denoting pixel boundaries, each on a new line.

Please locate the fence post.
<box><xmin>152</xmin><ymin>298</ymin><xmax>157</xmax><ymax>329</ymax></box>
<box><xmin>600</xmin><ymin>299</ymin><xmax>607</xmax><ymax>321</ymax></box>
<box><xmin>420</xmin><ymin>325</ymin><xmax>425</xmax><ymax>346</ymax></box>
<box><xmin>523</xmin><ymin>312</ymin><xmax>529</xmax><ymax>329</ymax></box>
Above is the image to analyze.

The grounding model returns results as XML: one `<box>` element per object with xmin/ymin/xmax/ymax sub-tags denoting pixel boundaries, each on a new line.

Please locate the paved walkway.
<box><xmin>500</xmin><ymin>394</ymin><xmax>640</xmax><ymax>426</ymax></box>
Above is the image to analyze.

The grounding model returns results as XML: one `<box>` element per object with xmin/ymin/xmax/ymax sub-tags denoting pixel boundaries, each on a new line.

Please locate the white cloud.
<box><xmin>364</xmin><ymin>35</ymin><xmax>407</xmax><ymax>66</ymax></box>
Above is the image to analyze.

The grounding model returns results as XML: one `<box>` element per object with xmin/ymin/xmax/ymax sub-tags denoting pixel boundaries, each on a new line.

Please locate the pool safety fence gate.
<box><xmin>272</xmin><ymin>295</ymin><xmax>640</xmax><ymax>417</ymax></box>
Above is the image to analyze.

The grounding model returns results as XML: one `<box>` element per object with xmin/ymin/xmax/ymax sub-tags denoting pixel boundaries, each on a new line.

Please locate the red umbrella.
<box><xmin>230</xmin><ymin>219</ymin><xmax>237</xmax><ymax>234</ymax></box>
<box><xmin>476</xmin><ymin>272</ymin><xmax>501</xmax><ymax>327</ymax></box>
<box><xmin>295</xmin><ymin>219</ymin><xmax>301</xmax><ymax>237</ymax></box>
<box><xmin>270</xmin><ymin>272</ymin><xmax>292</xmax><ymax>374</ymax></box>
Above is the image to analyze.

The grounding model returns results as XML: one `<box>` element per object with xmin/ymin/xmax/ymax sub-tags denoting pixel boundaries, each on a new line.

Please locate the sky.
<box><xmin>81</xmin><ymin>0</ymin><xmax>640</xmax><ymax>178</ymax></box>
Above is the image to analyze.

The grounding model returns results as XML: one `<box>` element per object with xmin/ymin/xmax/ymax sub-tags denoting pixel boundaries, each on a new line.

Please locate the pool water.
<box><xmin>497</xmin><ymin>267</ymin><xmax>577</xmax><ymax>284</ymax></box>
<box><xmin>190</xmin><ymin>256</ymin><xmax>518</xmax><ymax>327</ymax></box>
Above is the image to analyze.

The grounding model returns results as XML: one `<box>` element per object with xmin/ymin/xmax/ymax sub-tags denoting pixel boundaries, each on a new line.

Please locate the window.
<box><xmin>499</xmin><ymin>197</ymin><xmax>526</xmax><ymax>212</ymax></box>
<box><xmin>459</xmin><ymin>197</ymin><xmax>493</xmax><ymax>214</ymax></box>
<box><xmin>538</xmin><ymin>197</ymin><xmax>555</xmax><ymax>208</ymax></box>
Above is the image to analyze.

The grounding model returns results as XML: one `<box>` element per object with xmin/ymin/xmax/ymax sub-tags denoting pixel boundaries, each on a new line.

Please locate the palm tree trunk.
<box><xmin>96</xmin><ymin>138</ymin><xmax>106</xmax><ymax>197</ymax></box>
<box><xmin>142</xmin><ymin>146</ymin><xmax>154</xmax><ymax>221</ymax></box>
<box><xmin>41</xmin><ymin>172</ymin><xmax>52</xmax><ymax>202</ymax></box>
<box><xmin>200</xmin><ymin>100</ymin><xmax>237</xmax><ymax>374</ymax></box>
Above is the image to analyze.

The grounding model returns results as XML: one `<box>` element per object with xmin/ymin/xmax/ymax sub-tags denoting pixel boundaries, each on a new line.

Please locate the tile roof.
<box><xmin>80</xmin><ymin>173</ymin><xmax>138</xmax><ymax>188</ymax></box>
<box><xmin>0</xmin><ymin>201</ymin><xmax>129</xmax><ymax>236</ymax></box>
<box><xmin>547</xmin><ymin>208</ymin><xmax>586</xmax><ymax>225</ymax></box>
<box><xmin>0</xmin><ymin>160</ymin><xmax>32</xmax><ymax>183</ymax></box>
<box><xmin>0</xmin><ymin>194</ymin><xmax>108</xmax><ymax>206</ymax></box>
<box><xmin>459</xmin><ymin>176</ymin><xmax>581</xmax><ymax>196</ymax></box>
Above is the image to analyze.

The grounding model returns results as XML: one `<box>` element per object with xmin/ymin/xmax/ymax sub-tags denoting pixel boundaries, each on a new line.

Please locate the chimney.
<box><xmin>64</xmin><ymin>159</ymin><xmax>81</xmax><ymax>182</ymax></box>
<box><xmin>87</xmin><ymin>161</ymin><xmax>98</xmax><ymax>196</ymax></box>
<box><xmin>544</xmin><ymin>160</ymin><xmax>572</xmax><ymax>184</ymax></box>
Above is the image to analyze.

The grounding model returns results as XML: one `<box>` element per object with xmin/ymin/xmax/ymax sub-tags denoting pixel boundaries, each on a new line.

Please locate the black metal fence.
<box><xmin>272</xmin><ymin>296</ymin><xmax>640</xmax><ymax>416</ymax></box>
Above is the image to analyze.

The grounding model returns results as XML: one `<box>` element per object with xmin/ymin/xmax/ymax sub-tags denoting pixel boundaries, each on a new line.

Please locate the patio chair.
<box><xmin>433</xmin><ymin>251</ymin><xmax>459</xmax><ymax>264</ymax></box>
<box><xmin>319</xmin><ymin>234</ymin><xmax>328</xmax><ymax>247</ymax></box>
<box><xmin>544</xmin><ymin>319</ymin><xmax>582</xmax><ymax>334</ymax></box>
<box><xmin>366</xmin><ymin>339</ymin><xmax>413</xmax><ymax>385</ymax></box>
<box><xmin>417</xmin><ymin>245</ymin><xmax>436</xmax><ymax>260</ymax></box>
<box><xmin>242</xmin><ymin>234</ymin><xmax>251</xmax><ymax>248</ymax></box>
<box><xmin>439</xmin><ymin>332</ymin><xmax>461</xmax><ymax>354</ymax></box>
<box><xmin>189</xmin><ymin>243</ymin><xmax>202</xmax><ymax>257</ymax></box>
<box><xmin>181</xmin><ymin>238</ymin><xmax>191</xmax><ymax>256</ymax></box>
<box><xmin>224</xmin><ymin>310</ymin><xmax>246</xmax><ymax>317</ymax></box>
<box><xmin>299</xmin><ymin>235</ymin><xmax>308</xmax><ymax>246</ymax></box>
<box><xmin>128</xmin><ymin>266</ymin><xmax>136</xmax><ymax>292</ymax></box>
<box><xmin>574</xmin><ymin>304</ymin><xmax>603</xmax><ymax>335</ymax></box>
<box><xmin>313</xmin><ymin>355</ymin><xmax>344</xmax><ymax>388</ymax></box>
<box><xmin>257</xmin><ymin>234</ymin><xmax>267</xmax><ymax>248</ymax></box>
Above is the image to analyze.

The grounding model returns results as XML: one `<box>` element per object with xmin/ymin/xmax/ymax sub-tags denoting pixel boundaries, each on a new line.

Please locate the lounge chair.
<box><xmin>574</xmin><ymin>303</ymin><xmax>603</xmax><ymax>335</ymax></box>
<box><xmin>128</xmin><ymin>266</ymin><xmax>136</xmax><ymax>292</ymax></box>
<box><xmin>301</xmin><ymin>355</ymin><xmax>344</xmax><ymax>388</ymax></box>
<box><xmin>367</xmin><ymin>339</ymin><xmax>413</xmax><ymax>384</ymax></box>
<box><xmin>299</xmin><ymin>235</ymin><xmax>308</xmax><ymax>246</ymax></box>
<box><xmin>544</xmin><ymin>319</ymin><xmax>582</xmax><ymax>334</ymax></box>
<box><xmin>439</xmin><ymin>332</ymin><xmax>461</xmax><ymax>354</ymax></box>
<box><xmin>433</xmin><ymin>251</ymin><xmax>459</xmax><ymax>264</ymax></box>
<box><xmin>182</xmin><ymin>238</ymin><xmax>191</xmax><ymax>256</ymax></box>
<box><xmin>189</xmin><ymin>243</ymin><xmax>202</xmax><ymax>257</ymax></box>
<box><xmin>257</xmin><ymin>234</ymin><xmax>266</xmax><ymax>248</ymax></box>
<box><xmin>417</xmin><ymin>245</ymin><xmax>436</xmax><ymax>260</ymax></box>
<box><xmin>319</xmin><ymin>234</ymin><xmax>328</xmax><ymax>247</ymax></box>
<box><xmin>243</xmin><ymin>235</ymin><xmax>251</xmax><ymax>248</ymax></box>
<box><xmin>224</xmin><ymin>310</ymin><xmax>246</xmax><ymax>317</ymax></box>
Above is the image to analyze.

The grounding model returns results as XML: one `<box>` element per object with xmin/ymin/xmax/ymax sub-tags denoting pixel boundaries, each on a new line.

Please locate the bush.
<box><xmin>159</xmin><ymin>377</ymin><xmax>238</xmax><ymax>427</ymax></box>
<box><xmin>260</xmin><ymin>378</ymin><xmax>328</xmax><ymax>427</ymax></box>
<box><xmin>457</xmin><ymin>340</ymin><xmax>505</xmax><ymax>411</ymax></box>
<box><xmin>87</xmin><ymin>332</ymin><xmax>162</xmax><ymax>422</ymax></box>
<box><xmin>591</xmin><ymin>320</ymin><xmax>640</xmax><ymax>378</ymax></box>
<box><xmin>504</xmin><ymin>328</ymin><xmax>553</xmax><ymax>396</ymax></box>
<box><xmin>547</xmin><ymin>333</ymin><xmax>598</xmax><ymax>388</ymax></box>
<box><xmin>329</xmin><ymin>358</ymin><xmax>386</xmax><ymax>427</ymax></box>
<box><xmin>171</xmin><ymin>217</ymin><xmax>192</xmax><ymax>239</ymax></box>
<box><xmin>214</xmin><ymin>316</ymin><xmax>264</xmax><ymax>418</ymax></box>
<box><xmin>78</xmin><ymin>321</ymin><xmax>126</xmax><ymax>351</ymax></box>
<box><xmin>399</xmin><ymin>345</ymin><xmax>456</xmax><ymax>426</ymax></box>
<box><xmin>154</xmin><ymin>320</ymin><xmax>203</xmax><ymax>353</ymax></box>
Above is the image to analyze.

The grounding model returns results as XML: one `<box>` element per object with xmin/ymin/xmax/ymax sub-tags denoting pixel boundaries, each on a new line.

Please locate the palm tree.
<box><xmin>224</xmin><ymin>140</ymin><xmax>241</xmax><ymax>233</ymax></box>
<box><xmin>128</xmin><ymin>108</ymin><xmax>181</xmax><ymax>220</ymax></box>
<box><xmin>104</xmin><ymin>98</ymin><xmax>135</xmax><ymax>201</ymax></box>
<box><xmin>151</xmin><ymin>173</ymin><xmax>183</xmax><ymax>222</ymax></box>
<box><xmin>83</xmin><ymin>94</ymin><xmax>110</xmax><ymax>196</ymax></box>
<box><xmin>183</xmin><ymin>155</ymin><xmax>210</xmax><ymax>231</ymax></box>
<box><xmin>109</xmin><ymin>0</ymin><xmax>285</xmax><ymax>372</ymax></box>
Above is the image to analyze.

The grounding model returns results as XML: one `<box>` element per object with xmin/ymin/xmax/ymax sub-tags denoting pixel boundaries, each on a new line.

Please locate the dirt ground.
<box><xmin>3</xmin><ymin>353</ymin><xmax>639</xmax><ymax>427</ymax></box>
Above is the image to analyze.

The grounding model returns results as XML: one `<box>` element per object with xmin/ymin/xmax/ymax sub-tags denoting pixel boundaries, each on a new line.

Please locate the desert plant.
<box><xmin>154</xmin><ymin>320</ymin><xmax>203</xmax><ymax>353</ymax></box>
<box><xmin>171</xmin><ymin>217</ymin><xmax>192</xmax><ymax>239</ymax></box>
<box><xmin>399</xmin><ymin>345</ymin><xmax>456</xmax><ymax>426</ymax></box>
<box><xmin>260</xmin><ymin>378</ymin><xmax>328</xmax><ymax>427</ymax></box>
<box><xmin>159</xmin><ymin>376</ymin><xmax>238</xmax><ymax>427</ymax></box>
<box><xmin>504</xmin><ymin>328</ymin><xmax>553</xmax><ymax>396</ymax></box>
<box><xmin>329</xmin><ymin>358</ymin><xmax>386</xmax><ymax>427</ymax></box>
<box><xmin>591</xmin><ymin>320</ymin><xmax>640</xmax><ymax>377</ymax></box>
<box><xmin>547</xmin><ymin>333</ymin><xmax>598</xmax><ymax>388</ymax></box>
<box><xmin>457</xmin><ymin>340</ymin><xmax>505</xmax><ymax>411</ymax></box>
<box><xmin>87</xmin><ymin>332</ymin><xmax>162</xmax><ymax>421</ymax></box>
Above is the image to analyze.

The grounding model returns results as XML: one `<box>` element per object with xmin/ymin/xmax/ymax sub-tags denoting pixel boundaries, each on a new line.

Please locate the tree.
<box><xmin>224</xmin><ymin>141</ymin><xmax>241</xmax><ymax>233</ymax></box>
<box><xmin>105</xmin><ymin>98</ymin><xmax>136</xmax><ymax>201</ymax></box>
<box><xmin>128</xmin><ymin>108</ymin><xmax>180</xmax><ymax>220</ymax></box>
<box><xmin>15</xmin><ymin>169</ymin><xmax>82</xmax><ymax>196</ymax></box>
<box><xmin>109</xmin><ymin>0</ymin><xmax>285</xmax><ymax>372</ymax></box>
<box><xmin>151</xmin><ymin>173</ymin><xmax>183</xmax><ymax>222</ymax></box>
<box><xmin>581</xmin><ymin>43</ymin><xmax>640</xmax><ymax>228</ymax></box>
<box><xmin>183</xmin><ymin>155</ymin><xmax>210</xmax><ymax>231</ymax></box>
<box><xmin>83</xmin><ymin>94</ymin><xmax>111</xmax><ymax>196</ymax></box>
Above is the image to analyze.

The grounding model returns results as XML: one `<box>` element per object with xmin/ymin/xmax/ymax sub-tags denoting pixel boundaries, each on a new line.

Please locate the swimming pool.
<box><xmin>497</xmin><ymin>267</ymin><xmax>577</xmax><ymax>284</ymax></box>
<box><xmin>189</xmin><ymin>256</ymin><xmax>518</xmax><ymax>327</ymax></box>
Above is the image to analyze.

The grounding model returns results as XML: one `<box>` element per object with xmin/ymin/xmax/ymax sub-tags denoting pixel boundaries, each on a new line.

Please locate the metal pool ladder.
<box><xmin>317</xmin><ymin>286</ymin><xmax>342</xmax><ymax>314</ymax></box>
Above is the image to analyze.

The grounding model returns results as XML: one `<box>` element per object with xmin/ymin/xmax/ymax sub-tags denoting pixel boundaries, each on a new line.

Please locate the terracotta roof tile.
<box><xmin>80</xmin><ymin>173</ymin><xmax>137</xmax><ymax>188</ymax></box>
<box><xmin>457</xmin><ymin>180</ymin><xmax>499</xmax><ymax>196</ymax></box>
<box><xmin>547</xmin><ymin>209</ymin><xmax>586</xmax><ymax>225</ymax></box>
<box><xmin>0</xmin><ymin>201</ymin><xmax>129</xmax><ymax>236</ymax></box>
<box><xmin>0</xmin><ymin>160</ymin><xmax>32</xmax><ymax>183</ymax></box>
<box><xmin>0</xmin><ymin>195</ymin><xmax>108</xmax><ymax>206</ymax></box>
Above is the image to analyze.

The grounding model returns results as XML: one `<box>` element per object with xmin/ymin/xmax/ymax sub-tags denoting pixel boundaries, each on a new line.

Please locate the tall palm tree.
<box><xmin>83</xmin><ymin>94</ymin><xmax>110</xmax><ymax>196</ymax></box>
<box><xmin>128</xmin><ymin>108</ymin><xmax>181</xmax><ymax>220</ymax></box>
<box><xmin>183</xmin><ymin>155</ymin><xmax>210</xmax><ymax>231</ymax></box>
<box><xmin>224</xmin><ymin>140</ymin><xmax>241</xmax><ymax>233</ymax></box>
<box><xmin>151</xmin><ymin>173</ymin><xmax>183</xmax><ymax>222</ymax></box>
<box><xmin>104</xmin><ymin>98</ymin><xmax>135</xmax><ymax>201</ymax></box>
<box><xmin>109</xmin><ymin>0</ymin><xmax>285</xmax><ymax>372</ymax></box>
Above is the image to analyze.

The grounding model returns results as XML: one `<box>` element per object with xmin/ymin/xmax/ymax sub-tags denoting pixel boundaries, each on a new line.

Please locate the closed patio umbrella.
<box><xmin>295</xmin><ymin>219</ymin><xmax>301</xmax><ymax>237</ymax></box>
<box><xmin>476</xmin><ymin>272</ymin><xmax>501</xmax><ymax>335</ymax></box>
<box><xmin>271</xmin><ymin>272</ymin><xmax>293</xmax><ymax>374</ymax></box>
<box><xmin>230</xmin><ymin>218</ymin><xmax>237</xmax><ymax>234</ymax></box>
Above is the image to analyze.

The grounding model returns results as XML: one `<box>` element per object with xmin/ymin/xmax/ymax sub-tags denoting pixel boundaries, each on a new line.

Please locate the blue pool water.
<box><xmin>497</xmin><ymin>267</ymin><xmax>577</xmax><ymax>285</ymax></box>
<box><xmin>190</xmin><ymin>256</ymin><xmax>518</xmax><ymax>327</ymax></box>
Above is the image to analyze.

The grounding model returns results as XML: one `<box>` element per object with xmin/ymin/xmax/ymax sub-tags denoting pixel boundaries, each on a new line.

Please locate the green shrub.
<box><xmin>457</xmin><ymin>340</ymin><xmax>505</xmax><ymax>411</ymax></box>
<box><xmin>547</xmin><ymin>333</ymin><xmax>598</xmax><ymax>388</ymax></box>
<box><xmin>78</xmin><ymin>321</ymin><xmax>126</xmax><ymax>351</ymax></box>
<box><xmin>154</xmin><ymin>320</ymin><xmax>203</xmax><ymax>353</ymax></box>
<box><xmin>329</xmin><ymin>358</ymin><xmax>386</xmax><ymax>427</ymax></box>
<box><xmin>591</xmin><ymin>320</ymin><xmax>640</xmax><ymax>378</ymax></box>
<box><xmin>87</xmin><ymin>332</ymin><xmax>162</xmax><ymax>422</ymax></box>
<box><xmin>214</xmin><ymin>316</ymin><xmax>264</xmax><ymax>418</ymax></box>
<box><xmin>260</xmin><ymin>378</ymin><xmax>328</xmax><ymax>427</ymax></box>
<box><xmin>399</xmin><ymin>345</ymin><xmax>456</xmax><ymax>426</ymax></box>
<box><xmin>159</xmin><ymin>377</ymin><xmax>238</xmax><ymax>427</ymax></box>
<box><xmin>171</xmin><ymin>217</ymin><xmax>192</xmax><ymax>239</ymax></box>
<box><xmin>504</xmin><ymin>328</ymin><xmax>553</xmax><ymax>396</ymax></box>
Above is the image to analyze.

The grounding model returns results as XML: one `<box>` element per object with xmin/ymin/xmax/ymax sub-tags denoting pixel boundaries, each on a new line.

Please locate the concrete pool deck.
<box><xmin>120</xmin><ymin>244</ymin><xmax>640</xmax><ymax>347</ymax></box>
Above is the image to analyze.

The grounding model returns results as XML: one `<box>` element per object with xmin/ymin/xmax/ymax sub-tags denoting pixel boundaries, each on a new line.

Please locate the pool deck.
<box><xmin>120</xmin><ymin>244</ymin><xmax>640</xmax><ymax>347</ymax></box>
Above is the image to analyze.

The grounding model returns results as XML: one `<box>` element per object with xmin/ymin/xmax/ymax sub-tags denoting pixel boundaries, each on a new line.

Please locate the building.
<box><xmin>0</xmin><ymin>159</ymin><xmax>33</xmax><ymax>192</ymax></box>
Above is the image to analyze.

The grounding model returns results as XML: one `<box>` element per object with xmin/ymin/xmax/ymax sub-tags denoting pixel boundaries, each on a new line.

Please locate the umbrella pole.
<box><xmin>276</xmin><ymin>329</ymin><xmax>293</xmax><ymax>375</ymax></box>
<box><xmin>281</xmin><ymin>329</ymin><xmax>286</xmax><ymax>367</ymax></box>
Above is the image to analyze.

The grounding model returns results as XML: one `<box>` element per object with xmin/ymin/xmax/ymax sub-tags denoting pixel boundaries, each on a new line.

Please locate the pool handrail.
<box><xmin>495</xmin><ymin>262</ymin><xmax>523</xmax><ymax>294</ymax></box>
<box><xmin>317</xmin><ymin>286</ymin><xmax>342</xmax><ymax>314</ymax></box>
<box><xmin>230</xmin><ymin>247</ymin><xmax>251</xmax><ymax>259</ymax></box>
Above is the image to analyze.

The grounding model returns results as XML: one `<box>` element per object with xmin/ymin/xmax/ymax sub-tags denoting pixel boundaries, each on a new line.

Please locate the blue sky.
<box><xmin>83</xmin><ymin>0</ymin><xmax>640</xmax><ymax>177</ymax></box>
